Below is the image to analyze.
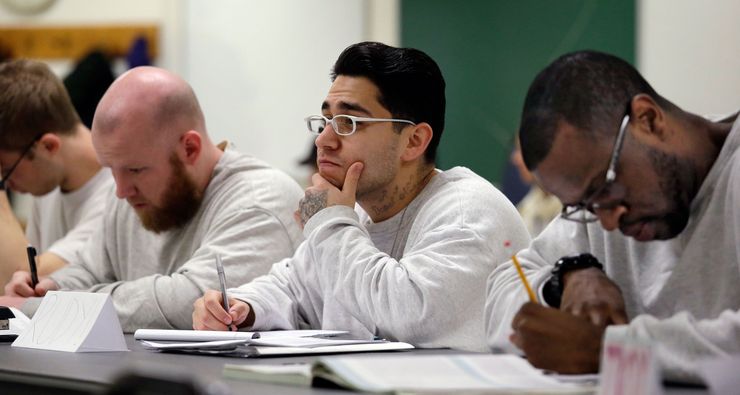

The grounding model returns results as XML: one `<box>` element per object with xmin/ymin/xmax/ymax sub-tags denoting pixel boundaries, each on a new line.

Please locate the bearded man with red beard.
<box><xmin>1</xmin><ymin>67</ymin><xmax>304</xmax><ymax>332</ymax></box>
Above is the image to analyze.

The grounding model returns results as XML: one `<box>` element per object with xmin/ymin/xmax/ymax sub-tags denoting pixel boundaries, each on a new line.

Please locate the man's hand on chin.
<box><xmin>296</xmin><ymin>162</ymin><xmax>364</xmax><ymax>228</ymax></box>
<box><xmin>0</xmin><ymin>295</ymin><xmax>29</xmax><ymax>309</ymax></box>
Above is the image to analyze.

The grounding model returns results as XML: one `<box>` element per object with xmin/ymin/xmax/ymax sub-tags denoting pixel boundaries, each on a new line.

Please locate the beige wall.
<box><xmin>637</xmin><ymin>0</ymin><xmax>740</xmax><ymax>115</ymax></box>
<box><xmin>0</xmin><ymin>0</ymin><xmax>364</xmax><ymax>185</ymax></box>
<box><xmin>1</xmin><ymin>0</ymin><xmax>737</xmax><ymax>216</ymax></box>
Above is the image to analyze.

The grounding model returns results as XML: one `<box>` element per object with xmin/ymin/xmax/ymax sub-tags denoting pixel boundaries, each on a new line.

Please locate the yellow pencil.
<box><xmin>511</xmin><ymin>254</ymin><xmax>538</xmax><ymax>303</ymax></box>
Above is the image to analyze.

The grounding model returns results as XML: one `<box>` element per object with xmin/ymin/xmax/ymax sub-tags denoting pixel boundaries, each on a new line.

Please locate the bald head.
<box><xmin>92</xmin><ymin>67</ymin><xmax>223</xmax><ymax>217</ymax></box>
<box><xmin>92</xmin><ymin>66</ymin><xmax>207</xmax><ymax>145</ymax></box>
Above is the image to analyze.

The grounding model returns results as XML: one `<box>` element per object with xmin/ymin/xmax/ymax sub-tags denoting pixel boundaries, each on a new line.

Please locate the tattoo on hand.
<box><xmin>300</xmin><ymin>190</ymin><xmax>328</xmax><ymax>225</ymax></box>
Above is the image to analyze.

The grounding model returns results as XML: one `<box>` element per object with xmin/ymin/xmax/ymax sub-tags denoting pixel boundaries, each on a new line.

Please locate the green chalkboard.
<box><xmin>401</xmin><ymin>0</ymin><xmax>635</xmax><ymax>185</ymax></box>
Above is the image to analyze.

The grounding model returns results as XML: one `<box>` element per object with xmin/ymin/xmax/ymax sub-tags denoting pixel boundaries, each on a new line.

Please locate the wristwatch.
<box><xmin>542</xmin><ymin>253</ymin><xmax>603</xmax><ymax>308</ymax></box>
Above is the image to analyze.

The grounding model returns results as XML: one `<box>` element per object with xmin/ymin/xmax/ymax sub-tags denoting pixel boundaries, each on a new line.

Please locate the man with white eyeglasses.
<box><xmin>485</xmin><ymin>50</ymin><xmax>740</xmax><ymax>382</ymax></box>
<box><xmin>193</xmin><ymin>41</ymin><xmax>529</xmax><ymax>352</ymax></box>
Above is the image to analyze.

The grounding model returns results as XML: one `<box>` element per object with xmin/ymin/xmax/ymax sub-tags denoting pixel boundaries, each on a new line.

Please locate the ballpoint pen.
<box><xmin>215</xmin><ymin>254</ymin><xmax>233</xmax><ymax>331</ymax></box>
<box><xmin>26</xmin><ymin>245</ymin><xmax>38</xmax><ymax>288</ymax></box>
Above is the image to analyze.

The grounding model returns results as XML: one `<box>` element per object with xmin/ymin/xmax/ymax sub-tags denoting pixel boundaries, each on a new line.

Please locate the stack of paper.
<box><xmin>134</xmin><ymin>329</ymin><xmax>414</xmax><ymax>356</ymax></box>
<box><xmin>224</xmin><ymin>354</ymin><xmax>597</xmax><ymax>394</ymax></box>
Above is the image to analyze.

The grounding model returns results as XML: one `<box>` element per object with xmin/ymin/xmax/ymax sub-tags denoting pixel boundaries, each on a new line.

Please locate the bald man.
<box><xmin>1</xmin><ymin>67</ymin><xmax>304</xmax><ymax>331</ymax></box>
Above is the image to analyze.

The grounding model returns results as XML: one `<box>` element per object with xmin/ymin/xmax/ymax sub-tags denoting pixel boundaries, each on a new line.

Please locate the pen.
<box><xmin>26</xmin><ymin>245</ymin><xmax>38</xmax><ymax>288</ymax></box>
<box><xmin>511</xmin><ymin>254</ymin><xmax>538</xmax><ymax>303</ymax></box>
<box><xmin>215</xmin><ymin>254</ymin><xmax>233</xmax><ymax>331</ymax></box>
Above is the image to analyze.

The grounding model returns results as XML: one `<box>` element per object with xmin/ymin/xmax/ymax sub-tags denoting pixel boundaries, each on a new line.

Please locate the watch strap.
<box><xmin>543</xmin><ymin>253</ymin><xmax>603</xmax><ymax>308</ymax></box>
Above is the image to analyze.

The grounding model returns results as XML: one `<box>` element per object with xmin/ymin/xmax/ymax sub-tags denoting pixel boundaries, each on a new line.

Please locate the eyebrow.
<box><xmin>569</xmin><ymin>169</ymin><xmax>610</xmax><ymax>207</ymax></box>
<box><xmin>321</xmin><ymin>100</ymin><xmax>372</xmax><ymax>116</ymax></box>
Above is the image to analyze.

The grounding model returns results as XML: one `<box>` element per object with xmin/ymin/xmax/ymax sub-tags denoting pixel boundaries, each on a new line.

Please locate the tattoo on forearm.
<box><xmin>300</xmin><ymin>190</ymin><xmax>328</xmax><ymax>225</ymax></box>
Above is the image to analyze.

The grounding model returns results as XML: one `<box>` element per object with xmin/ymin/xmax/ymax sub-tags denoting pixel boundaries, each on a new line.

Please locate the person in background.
<box><xmin>193</xmin><ymin>41</ymin><xmax>529</xmax><ymax>351</ymax></box>
<box><xmin>1</xmin><ymin>66</ymin><xmax>304</xmax><ymax>331</ymax></box>
<box><xmin>485</xmin><ymin>50</ymin><xmax>739</xmax><ymax>382</ymax></box>
<box><xmin>0</xmin><ymin>59</ymin><xmax>113</xmax><ymax>289</ymax></box>
<box><xmin>509</xmin><ymin>135</ymin><xmax>560</xmax><ymax>236</ymax></box>
<box><xmin>297</xmin><ymin>143</ymin><xmax>318</xmax><ymax>187</ymax></box>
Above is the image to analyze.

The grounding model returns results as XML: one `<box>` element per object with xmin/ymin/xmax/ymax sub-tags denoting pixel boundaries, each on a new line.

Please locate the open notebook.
<box><xmin>223</xmin><ymin>354</ymin><xmax>597</xmax><ymax>394</ymax></box>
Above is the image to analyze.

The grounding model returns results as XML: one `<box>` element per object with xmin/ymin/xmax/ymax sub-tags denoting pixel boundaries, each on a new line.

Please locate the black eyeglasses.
<box><xmin>0</xmin><ymin>135</ymin><xmax>42</xmax><ymax>189</ymax></box>
<box><xmin>560</xmin><ymin>114</ymin><xmax>630</xmax><ymax>223</ymax></box>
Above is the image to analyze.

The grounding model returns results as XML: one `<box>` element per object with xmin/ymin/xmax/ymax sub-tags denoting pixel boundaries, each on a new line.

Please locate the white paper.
<box><xmin>250</xmin><ymin>337</ymin><xmax>381</xmax><ymax>348</ymax></box>
<box><xmin>140</xmin><ymin>339</ymin><xmax>249</xmax><ymax>350</ymax></box>
<box><xmin>698</xmin><ymin>354</ymin><xmax>740</xmax><ymax>395</ymax></box>
<box><xmin>253</xmin><ymin>341</ymin><xmax>414</xmax><ymax>356</ymax></box>
<box><xmin>316</xmin><ymin>354</ymin><xmax>592</xmax><ymax>393</ymax></box>
<box><xmin>133</xmin><ymin>328</ymin><xmax>347</xmax><ymax>342</ymax></box>
<box><xmin>12</xmin><ymin>291</ymin><xmax>128</xmax><ymax>352</ymax></box>
<box><xmin>598</xmin><ymin>338</ymin><xmax>662</xmax><ymax>395</ymax></box>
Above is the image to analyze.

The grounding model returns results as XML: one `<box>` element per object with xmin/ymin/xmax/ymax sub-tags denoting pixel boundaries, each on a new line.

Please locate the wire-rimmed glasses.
<box><xmin>304</xmin><ymin>114</ymin><xmax>416</xmax><ymax>136</ymax></box>
<box><xmin>0</xmin><ymin>135</ymin><xmax>42</xmax><ymax>189</ymax></box>
<box><xmin>560</xmin><ymin>114</ymin><xmax>630</xmax><ymax>223</ymax></box>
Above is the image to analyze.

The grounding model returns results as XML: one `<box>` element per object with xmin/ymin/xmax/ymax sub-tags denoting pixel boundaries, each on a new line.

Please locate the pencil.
<box><xmin>511</xmin><ymin>254</ymin><xmax>537</xmax><ymax>303</ymax></box>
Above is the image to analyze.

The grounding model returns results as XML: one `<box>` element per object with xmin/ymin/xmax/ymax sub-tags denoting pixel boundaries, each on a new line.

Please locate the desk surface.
<box><xmin>0</xmin><ymin>335</ymin><xmax>709</xmax><ymax>395</ymax></box>
<box><xmin>0</xmin><ymin>335</ymin><xmax>358</xmax><ymax>394</ymax></box>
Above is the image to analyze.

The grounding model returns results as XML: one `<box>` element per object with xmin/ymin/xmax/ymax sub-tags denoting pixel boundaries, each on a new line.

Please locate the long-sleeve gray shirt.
<box><xmin>22</xmin><ymin>149</ymin><xmax>304</xmax><ymax>332</ymax></box>
<box><xmin>485</xmin><ymin>113</ymin><xmax>740</xmax><ymax>382</ymax></box>
<box><xmin>230</xmin><ymin>167</ymin><xmax>530</xmax><ymax>352</ymax></box>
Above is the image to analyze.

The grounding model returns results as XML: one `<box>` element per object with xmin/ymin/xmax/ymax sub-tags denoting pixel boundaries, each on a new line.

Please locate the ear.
<box><xmin>400</xmin><ymin>122</ymin><xmax>433</xmax><ymax>162</ymax></box>
<box><xmin>179</xmin><ymin>130</ymin><xmax>202</xmax><ymax>165</ymax></box>
<box><xmin>38</xmin><ymin>133</ymin><xmax>62</xmax><ymax>156</ymax></box>
<box><xmin>629</xmin><ymin>94</ymin><xmax>668</xmax><ymax>142</ymax></box>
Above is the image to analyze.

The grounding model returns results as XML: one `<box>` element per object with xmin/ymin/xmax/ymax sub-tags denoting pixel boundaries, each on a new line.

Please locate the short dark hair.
<box><xmin>331</xmin><ymin>41</ymin><xmax>446</xmax><ymax>164</ymax></box>
<box><xmin>0</xmin><ymin>59</ymin><xmax>81</xmax><ymax>151</ymax></box>
<box><xmin>519</xmin><ymin>50</ymin><xmax>674</xmax><ymax>170</ymax></box>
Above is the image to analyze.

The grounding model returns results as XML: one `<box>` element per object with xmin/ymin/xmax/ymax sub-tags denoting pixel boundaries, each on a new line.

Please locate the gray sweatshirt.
<box><xmin>230</xmin><ymin>167</ymin><xmax>530</xmax><ymax>352</ymax></box>
<box><xmin>23</xmin><ymin>150</ymin><xmax>304</xmax><ymax>332</ymax></box>
<box><xmin>485</xmin><ymin>114</ymin><xmax>740</xmax><ymax>382</ymax></box>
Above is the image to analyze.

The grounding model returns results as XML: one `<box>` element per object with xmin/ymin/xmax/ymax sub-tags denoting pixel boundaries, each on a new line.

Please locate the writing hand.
<box><xmin>560</xmin><ymin>267</ymin><xmax>628</xmax><ymax>326</ymax></box>
<box><xmin>5</xmin><ymin>271</ymin><xmax>59</xmax><ymax>297</ymax></box>
<box><xmin>5</xmin><ymin>271</ymin><xmax>34</xmax><ymax>297</ymax></box>
<box><xmin>192</xmin><ymin>289</ymin><xmax>253</xmax><ymax>331</ymax></box>
<box><xmin>296</xmin><ymin>162</ymin><xmax>364</xmax><ymax>228</ymax></box>
<box><xmin>511</xmin><ymin>302</ymin><xmax>604</xmax><ymax>374</ymax></box>
<box><xmin>34</xmin><ymin>278</ymin><xmax>59</xmax><ymax>297</ymax></box>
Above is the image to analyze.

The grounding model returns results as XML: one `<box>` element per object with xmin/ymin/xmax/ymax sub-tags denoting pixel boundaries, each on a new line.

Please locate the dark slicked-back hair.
<box><xmin>331</xmin><ymin>41</ymin><xmax>446</xmax><ymax>163</ymax></box>
<box><xmin>519</xmin><ymin>50</ymin><xmax>674</xmax><ymax>170</ymax></box>
<box><xmin>0</xmin><ymin>59</ymin><xmax>81</xmax><ymax>151</ymax></box>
